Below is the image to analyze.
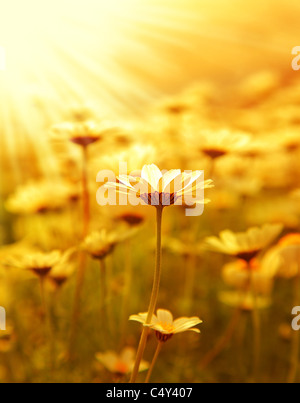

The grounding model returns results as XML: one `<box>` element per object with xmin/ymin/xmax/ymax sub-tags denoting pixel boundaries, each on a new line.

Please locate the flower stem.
<box><xmin>81</xmin><ymin>145</ymin><xmax>90</xmax><ymax>238</ymax></box>
<box><xmin>183</xmin><ymin>252</ymin><xmax>197</xmax><ymax>314</ymax></box>
<box><xmin>99</xmin><ymin>258</ymin><xmax>112</xmax><ymax>344</ymax></box>
<box><xmin>39</xmin><ymin>277</ymin><xmax>55</xmax><ymax>379</ymax></box>
<box><xmin>120</xmin><ymin>239</ymin><xmax>133</xmax><ymax>348</ymax></box>
<box><xmin>145</xmin><ymin>341</ymin><xmax>163</xmax><ymax>383</ymax></box>
<box><xmin>69</xmin><ymin>146</ymin><xmax>90</xmax><ymax>357</ymax></box>
<box><xmin>100</xmin><ymin>259</ymin><xmax>107</xmax><ymax>314</ymax></box>
<box><xmin>39</xmin><ymin>277</ymin><xmax>47</xmax><ymax>318</ymax></box>
<box><xmin>129</xmin><ymin>206</ymin><xmax>164</xmax><ymax>383</ymax></box>
<box><xmin>199</xmin><ymin>306</ymin><xmax>242</xmax><ymax>369</ymax></box>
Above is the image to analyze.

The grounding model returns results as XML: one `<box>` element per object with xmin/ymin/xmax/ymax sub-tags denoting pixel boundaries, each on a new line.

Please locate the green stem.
<box><xmin>145</xmin><ymin>341</ymin><xmax>163</xmax><ymax>383</ymax></box>
<box><xmin>129</xmin><ymin>206</ymin><xmax>164</xmax><ymax>383</ymax></box>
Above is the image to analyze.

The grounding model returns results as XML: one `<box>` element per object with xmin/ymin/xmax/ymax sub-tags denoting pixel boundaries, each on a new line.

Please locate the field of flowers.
<box><xmin>1</xmin><ymin>0</ymin><xmax>300</xmax><ymax>384</ymax></box>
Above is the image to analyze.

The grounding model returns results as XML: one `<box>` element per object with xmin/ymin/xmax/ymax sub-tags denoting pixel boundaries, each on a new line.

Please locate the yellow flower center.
<box><xmin>157</xmin><ymin>322</ymin><xmax>175</xmax><ymax>333</ymax></box>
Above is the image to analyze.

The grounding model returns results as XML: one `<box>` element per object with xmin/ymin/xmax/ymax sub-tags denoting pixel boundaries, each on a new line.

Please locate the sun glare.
<box><xmin>0</xmin><ymin>0</ymin><xmax>210</xmax><ymax>185</ymax></box>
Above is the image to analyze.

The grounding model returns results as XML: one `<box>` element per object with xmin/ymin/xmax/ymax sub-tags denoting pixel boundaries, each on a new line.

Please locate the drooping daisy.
<box><xmin>130</xmin><ymin>309</ymin><xmax>202</xmax><ymax>342</ymax></box>
<box><xmin>105</xmin><ymin>163</ymin><xmax>213</xmax><ymax>208</ymax></box>
<box><xmin>205</xmin><ymin>223</ymin><xmax>283</xmax><ymax>263</ymax></box>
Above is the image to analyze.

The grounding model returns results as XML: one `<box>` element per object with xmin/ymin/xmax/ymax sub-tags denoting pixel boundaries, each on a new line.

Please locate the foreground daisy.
<box><xmin>105</xmin><ymin>163</ymin><xmax>213</xmax><ymax>208</ymax></box>
<box><xmin>205</xmin><ymin>223</ymin><xmax>283</xmax><ymax>263</ymax></box>
<box><xmin>130</xmin><ymin>309</ymin><xmax>202</xmax><ymax>382</ymax></box>
<box><xmin>130</xmin><ymin>309</ymin><xmax>202</xmax><ymax>342</ymax></box>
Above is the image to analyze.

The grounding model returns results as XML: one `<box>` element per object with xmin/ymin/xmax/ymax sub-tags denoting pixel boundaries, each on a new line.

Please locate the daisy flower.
<box><xmin>83</xmin><ymin>227</ymin><xmax>137</xmax><ymax>260</ymax></box>
<box><xmin>205</xmin><ymin>223</ymin><xmax>283</xmax><ymax>263</ymax></box>
<box><xmin>222</xmin><ymin>247</ymin><xmax>280</xmax><ymax>294</ymax></box>
<box><xmin>51</xmin><ymin>120</ymin><xmax>117</xmax><ymax>148</ymax></box>
<box><xmin>5</xmin><ymin>180</ymin><xmax>79</xmax><ymax>215</ymax></box>
<box><xmin>197</xmin><ymin>129</ymin><xmax>251</xmax><ymax>160</ymax></box>
<box><xmin>130</xmin><ymin>309</ymin><xmax>202</xmax><ymax>382</ymax></box>
<box><xmin>16</xmin><ymin>250</ymin><xmax>62</xmax><ymax>278</ymax></box>
<box><xmin>105</xmin><ymin>163</ymin><xmax>213</xmax><ymax>208</ymax></box>
<box><xmin>219</xmin><ymin>291</ymin><xmax>272</xmax><ymax>311</ymax></box>
<box><xmin>130</xmin><ymin>309</ymin><xmax>202</xmax><ymax>342</ymax></box>
<box><xmin>96</xmin><ymin>347</ymin><xmax>149</xmax><ymax>376</ymax></box>
<box><xmin>0</xmin><ymin>326</ymin><xmax>15</xmax><ymax>353</ymax></box>
<box><xmin>48</xmin><ymin>248</ymin><xmax>77</xmax><ymax>288</ymax></box>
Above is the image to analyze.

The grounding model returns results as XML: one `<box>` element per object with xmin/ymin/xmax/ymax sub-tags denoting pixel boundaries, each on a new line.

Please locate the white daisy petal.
<box><xmin>156</xmin><ymin>309</ymin><xmax>173</xmax><ymax>324</ymax></box>
<box><xmin>118</xmin><ymin>175</ymin><xmax>138</xmax><ymax>189</ymax></box>
<box><xmin>129</xmin><ymin>313</ymin><xmax>148</xmax><ymax>324</ymax></box>
<box><xmin>162</xmin><ymin>170</ymin><xmax>182</xmax><ymax>192</ymax></box>
<box><xmin>141</xmin><ymin>164</ymin><xmax>163</xmax><ymax>191</ymax></box>
<box><xmin>104</xmin><ymin>182</ymin><xmax>137</xmax><ymax>195</ymax></box>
